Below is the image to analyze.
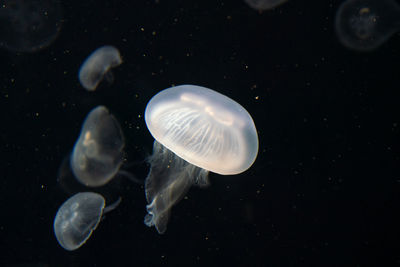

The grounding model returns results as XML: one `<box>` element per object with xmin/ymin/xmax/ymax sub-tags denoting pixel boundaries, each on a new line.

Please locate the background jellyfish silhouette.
<box><xmin>0</xmin><ymin>0</ymin><xmax>63</xmax><ymax>52</ymax></box>
<box><xmin>335</xmin><ymin>0</ymin><xmax>400</xmax><ymax>51</ymax></box>
<box><xmin>244</xmin><ymin>0</ymin><xmax>288</xmax><ymax>11</ymax></box>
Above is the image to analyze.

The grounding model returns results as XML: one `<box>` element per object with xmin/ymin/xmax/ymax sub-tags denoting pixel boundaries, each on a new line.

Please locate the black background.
<box><xmin>0</xmin><ymin>0</ymin><xmax>399</xmax><ymax>266</ymax></box>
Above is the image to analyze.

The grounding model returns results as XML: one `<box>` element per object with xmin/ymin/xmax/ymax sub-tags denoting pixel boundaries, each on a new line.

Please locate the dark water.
<box><xmin>0</xmin><ymin>0</ymin><xmax>399</xmax><ymax>266</ymax></box>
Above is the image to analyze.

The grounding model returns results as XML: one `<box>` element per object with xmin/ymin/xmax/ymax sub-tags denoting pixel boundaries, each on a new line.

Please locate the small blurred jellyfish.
<box><xmin>245</xmin><ymin>0</ymin><xmax>288</xmax><ymax>11</ymax></box>
<box><xmin>78</xmin><ymin>46</ymin><xmax>122</xmax><ymax>91</ymax></box>
<box><xmin>143</xmin><ymin>85</ymin><xmax>259</xmax><ymax>234</ymax></box>
<box><xmin>69</xmin><ymin>105</ymin><xmax>142</xmax><ymax>188</ymax></box>
<box><xmin>54</xmin><ymin>192</ymin><xmax>121</xmax><ymax>251</ymax></box>
<box><xmin>0</xmin><ymin>0</ymin><xmax>63</xmax><ymax>52</ymax></box>
<box><xmin>335</xmin><ymin>0</ymin><xmax>400</xmax><ymax>51</ymax></box>
<box><xmin>70</xmin><ymin>106</ymin><xmax>125</xmax><ymax>187</ymax></box>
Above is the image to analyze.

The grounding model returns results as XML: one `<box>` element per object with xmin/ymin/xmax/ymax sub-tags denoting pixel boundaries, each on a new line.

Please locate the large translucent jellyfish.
<box><xmin>144</xmin><ymin>85</ymin><xmax>259</xmax><ymax>234</ymax></box>
<box><xmin>335</xmin><ymin>0</ymin><xmax>400</xmax><ymax>51</ymax></box>
<box><xmin>70</xmin><ymin>106</ymin><xmax>126</xmax><ymax>187</ymax></box>
<box><xmin>0</xmin><ymin>0</ymin><xmax>63</xmax><ymax>52</ymax></box>
<box><xmin>244</xmin><ymin>0</ymin><xmax>288</xmax><ymax>11</ymax></box>
<box><xmin>53</xmin><ymin>192</ymin><xmax>121</xmax><ymax>251</ymax></box>
<box><xmin>78</xmin><ymin>45</ymin><xmax>122</xmax><ymax>91</ymax></box>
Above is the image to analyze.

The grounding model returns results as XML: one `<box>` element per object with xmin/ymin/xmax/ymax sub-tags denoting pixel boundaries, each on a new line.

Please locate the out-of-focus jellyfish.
<box><xmin>78</xmin><ymin>46</ymin><xmax>122</xmax><ymax>91</ymax></box>
<box><xmin>144</xmin><ymin>85</ymin><xmax>259</xmax><ymax>234</ymax></box>
<box><xmin>0</xmin><ymin>0</ymin><xmax>63</xmax><ymax>52</ymax></box>
<box><xmin>53</xmin><ymin>192</ymin><xmax>121</xmax><ymax>251</ymax></box>
<box><xmin>335</xmin><ymin>0</ymin><xmax>400</xmax><ymax>51</ymax></box>
<box><xmin>70</xmin><ymin>105</ymin><xmax>138</xmax><ymax>187</ymax></box>
<box><xmin>244</xmin><ymin>0</ymin><xmax>288</xmax><ymax>11</ymax></box>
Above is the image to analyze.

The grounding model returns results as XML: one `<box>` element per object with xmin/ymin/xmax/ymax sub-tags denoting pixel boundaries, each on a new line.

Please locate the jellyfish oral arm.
<box><xmin>103</xmin><ymin>197</ymin><xmax>122</xmax><ymax>214</ymax></box>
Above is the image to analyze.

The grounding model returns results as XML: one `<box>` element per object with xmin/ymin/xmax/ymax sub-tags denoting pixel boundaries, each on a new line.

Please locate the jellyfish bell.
<box><xmin>69</xmin><ymin>105</ymin><xmax>141</xmax><ymax>187</ymax></box>
<box><xmin>78</xmin><ymin>45</ymin><xmax>122</xmax><ymax>91</ymax></box>
<box><xmin>145</xmin><ymin>85</ymin><xmax>258</xmax><ymax>175</ymax></box>
<box><xmin>70</xmin><ymin>105</ymin><xmax>125</xmax><ymax>187</ymax></box>
<box><xmin>144</xmin><ymin>84</ymin><xmax>259</xmax><ymax>234</ymax></box>
<box><xmin>53</xmin><ymin>192</ymin><xmax>121</xmax><ymax>251</ymax></box>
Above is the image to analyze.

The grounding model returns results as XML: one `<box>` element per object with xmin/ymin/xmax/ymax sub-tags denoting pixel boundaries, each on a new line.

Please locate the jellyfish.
<box><xmin>143</xmin><ymin>85</ymin><xmax>259</xmax><ymax>234</ymax></box>
<box><xmin>70</xmin><ymin>105</ymin><xmax>138</xmax><ymax>187</ymax></box>
<box><xmin>53</xmin><ymin>192</ymin><xmax>121</xmax><ymax>251</ymax></box>
<box><xmin>78</xmin><ymin>45</ymin><xmax>122</xmax><ymax>91</ymax></box>
<box><xmin>244</xmin><ymin>0</ymin><xmax>288</xmax><ymax>11</ymax></box>
<box><xmin>335</xmin><ymin>0</ymin><xmax>400</xmax><ymax>51</ymax></box>
<box><xmin>0</xmin><ymin>0</ymin><xmax>63</xmax><ymax>52</ymax></box>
